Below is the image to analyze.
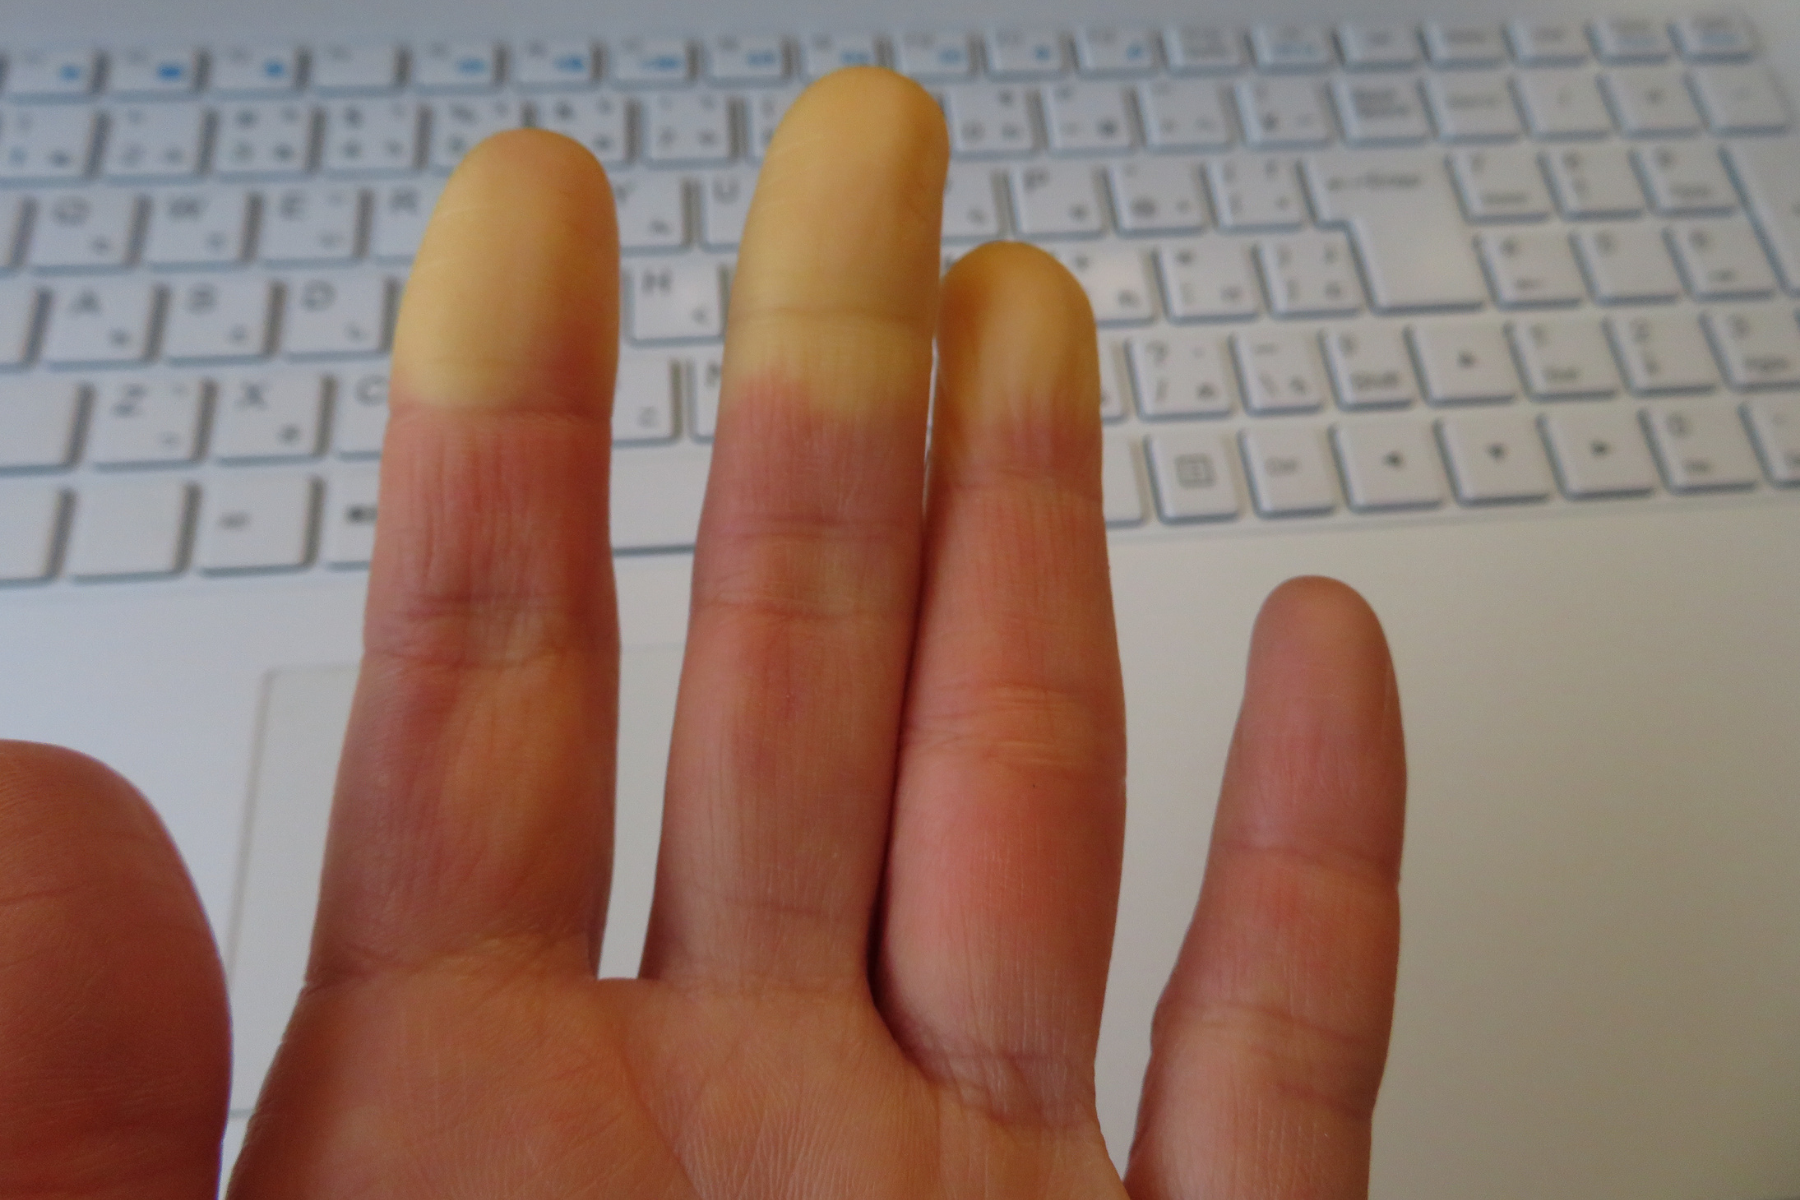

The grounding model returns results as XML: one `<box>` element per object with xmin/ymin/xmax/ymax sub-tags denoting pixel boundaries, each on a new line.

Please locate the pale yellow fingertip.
<box><xmin>392</xmin><ymin>129</ymin><xmax>619</xmax><ymax>411</ymax></box>
<box><xmin>937</xmin><ymin>241</ymin><xmax>1100</xmax><ymax>421</ymax></box>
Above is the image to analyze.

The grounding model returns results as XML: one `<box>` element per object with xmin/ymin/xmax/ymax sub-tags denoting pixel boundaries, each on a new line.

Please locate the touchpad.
<box><xmin>227</xmin><ymin>646</ymin><xmax>684</xmax><ymax>1113</ymax></box>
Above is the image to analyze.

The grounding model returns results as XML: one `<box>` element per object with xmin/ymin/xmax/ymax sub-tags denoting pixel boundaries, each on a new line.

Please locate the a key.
<box><xmin>1323</xmin><ymin>325</ymin><xmax>1419</xmax><ymax>408</ymax></box>
<box><xmin>1075</xmin><ymin>27</ymin><xmax>1159</xmax><ymax>76</ymax></box>
<box><xmin>942</xmin><ymin>165</ymin><xmax>1003</xmax><ymax>242</ymax></box>
<box><xmin>41</xmin><ymin>280</ymin><xmax>157</xmax><ymax>365</ymax></box>
<box><xmin>944</xmin><ymin>86</ymin><xmax>1037</xmax><ymax>158</ymax></box>
<box><xmin>609</xmin><ymin>448</ymin><xmax>711</xmax><ymax>551</ymax></box>
<box><xmin>1541</xmin><ymin>407</ymin><xmax>1658</xmax><ymax>497</ymax></box>
<box><xmin>108</xmin><ymin>46</ymin><xmax>199</xmax><ymax>97</ymax></box>
<box><xmin>1338</xmin><ymin>24</ymin><xmax>1422</xmax><ymax>68</ymax></box>
<box><xmin>1424</xmin><ymin>22</ymin><xmax>1506</xmax><ymax>66</ymax></box>
<box><xmin>210</xmin><ymin>44</ymin><xmax>304</xmax><ymax>95</ymax></box>
<box><xmin>699</xmin><ymin>171</ymin><xmax>754</xmax><ymax>250</ymax></box>
<box><xmin>0</xmin><ymin>486</ymin><xmax>65</xmax><ymax>583</ymax></box>
<box><xmin>1479</xmin><ymin>230</ymin><xmax>1586</xmax><ymax>306</ymax></box>
<box><xmin>1450</xmin><ymin>148</ymin><xmax>1554</xmax><ymax>220</ymax></box>
<box><xmin>1508</xmin><ymin>22</ymin><xmax>1589</xmax><ymax>65</ymax></box>
<box><xmin>0</xmin><ymin>195</ymin><xmax>24</xmax><ymax>267</ymax></box>
<box><xmin>690</xmin><ymin>350</ymin><xmax>724</xmax><ymax>440</ymax></box>
<box><xmin>1240</xmin><ymin>426</ymin><xmax>1337</xmax><ymax>515</ymax></box>
<box><xmin>1138</xmin><ymin>79</ymin><xmax>1233</xmax><ymax>150</ymax></box>
<box><xmin>1156</xmin><ymin>239</ymin><xmax>1260</xmax><ymax>320</ymax></box>
<box><xmin>261</xmin><ymin>186</ymin><xmax>364</xmax><ymax>264</ymax></box>
<box><xmin>369</xmin><ymin>180</ymin><xmax>444</xmax><ymax>261</ymax></box>
<box><xmin>163</xmin><ymin>277</ymin><xmax>275</xmax><ymax>362</ymax></box>
<box><xmin>1642</xmin><ymin>402</ymin><xmax>1761</xmax><ymax>490</ymax></box>
<box><xmin>512</xmin><ymin>39</ymin><xmax>599</xmax><ymax>90</ymax></box>
<box><xmin>1705</xmin><ymin>307</ymin><xmax>1800</xmax><ymax>388</ymax></box>
<box><xmin>1145</xmin><ymin>430</ymin><xmax>1240</xmax><ymax>520</ymax></box>
<box><xmin>1515</xmin><ymin>69</ymin><xmax>1615</xmax><ymax>136</ymax></box>
<box><xmin>1305</xmin><ymin>150</ymin><xmax>1488</xmax><ymax>311</ymax></box>
<box><xmin>746</xmin><ymin>89</ymin><xmax>802</xmax><ymax>162</ymax></box>
<box><xmin>536</xmin><ymin>95</ymin><xmax>629</xmax><ymax>166</ymax></box>
<box><xmin>1573</xmin><ymin>225</ymin><xmax>1684</xmax><ymax>302</ymax></box>
<box><xmin>1109</xmin><ymin>159</ymin><xmax>1205</xmax><ymax>234</ymax></box>
<box><xmin>4</xmin><ymin>47</ymin><xmax>99</xmax><ymax>99</ymax></box>
<box><xmin>1333</xmin><ymin>78</ymin><xmax>1432</xmax><ymax>144</ymax></box>
<box><xmin>1100</xmin><ymin>434</ymin><xmax>1146</xmax><ymax>525</ymax></box>
<box><xmin>1237</xmin><ymin>79</ymin><xmax>1332</xmax><ymax>147</ymax></box>
<box><xmin>627</xmin><ymin>261</ymin><xmax>724</xmax><ymax>343</ymax></box>
<box><xmin>311</xmin><ymin>43</ymin><xmax>403</xmax><ymax>94</ymax></box>
<box><xmin>1637</xmin><ymin>143</ymin><xmax>1736</xmax><ymax>214</ymax></box>
<box><xmin>1044</xmin><ymin>83</ymin><xmax>1136</xmax><ymax>153</ymax></box>
<box><xmin>1674</xmin><ymin>14</ymin><xmax>1757</xmax><ymax>61</ymax></box>
<box><xmin>1607</xmin><ymin>311</ymin><xmax>1719</xmax><ymax>392</ymax></box>
<box><xmin>320</xmin><ymin>100</ymin><xmax>422</xmax><ymax>175</ymax></box>
<box><xmin>1332</xmin><ymin>420</ymin><xmax>1447</xmax><ymax>510</ymax></box>
<box><xmin>1232</xmin><ymin>328</ymin><xmax>1330</xmax><ymax>413</ymax></box>
<box><xmin>1593</xmin><ymin>17</ymin><xmax>1673</xmax><ymax>63</ymax></box>
<box><xmin>1669</xmin><ymin>221</ymin><xmax>1778</xmax><ymax>298</ymax></box>
<box><xmin>65</xmin><ymin>479</ymin><xmax>193</xmax><ymax>579</ymax></box>
<box><xmin>1509</xmin><ymin>317</ymin><xmax>1621</xmax><ymax>398</ymax></box>
<box><xmin>1425</xmin><ymin>72</ymin><xmax>1523</xmax><ymax>140</ymax></box>
<box><xmin>412</xmin><ymin>40</ymin><xmax>501</xmax><ymax>91</ymax></box>
<box><xmin>1258</xmin><ymin>230</ymin><xmax>1363</xmax><ymax>316</ymax></box>
<box><xmin>1690</xmin><ymin>66</ymin><xmax>1789</xmax><ymax>133</ymax></box>
<box><xmin>612</xmin><ymin>356</ymin><xmax>679</xmax><ymax>443</ymax></box>
<box><xmin>0</xmin><ymin>107</ymin><xmax>97</xmax><ymax>181</ymax></box>
<box><xmin>196</xmin><ymin>475</ymin><xmax>318</xmax><ymax>574</ymax></box>
<box><xmin>614</xmin><ymin>36</ymin><xmax>695</xmax><ymax>84</ymax></box>
<box><xmin>1057</xmin><ymin>247</ymin><xmax>1155</xmax><ymax>324</ymax></box>
<box><xmin>87</xmin><ymin>377</ymin><xmax>207</xmax><ymax>466</ymax></box>
<box><xmin>612</xmin><ymin>175</ymin><xmax>687</xmax><ymax>250</ymax></box>
<box><xmin>1249</xmin><ymin>25</ymin><xmax>1334</xmax><ymax>71</ymax></box>
<box><xmin>1743</xmin><ymin>394</ymin><xmax>1800</xmax><ymax>483</ymax></box>
<box><xmin>212</xmin><ymin>372</ymin><xmax>327</xmax><ymax>461</ymax></box>
<box><xmin>1208</xmin><ymin>155</ymin><xmax>1305</xmax><ymax>230</ymax></box>
<box><xmin>643</xmin><ymin>93</ymin><xmax>734</xmax><ymax>165</ymax></box>
<box><xmin>101</xmin><ymin>104</ymin><xmax>206</xmax><ymax>179</ymax></box>
<box><xmin>705</xmin><ymin>34</ymin><xmax>788</xmax><ymax>83</ymax></box>
<box><xmin>1724</xmin><ymin>143</ymin><xmax>1800</xmax><ymax>291</ymax></box>
<box><xmin>28</xmin><ymin>191</ymin><xmax>140</xmax><ymax>271</ymax></box>
<box><xmin>1410</xmin><ymin>320</ymin><xmax>1519</xmax><ymax>403</ymax></box>
<box><xmin>142</xmin><ymin>188</ymin><xmax>252</xmax><ymax>267</ymax></box>
<box><xmin>430</xmin><ymin>97</ymin><xmax>527</xmax><ymax>172</ymax></box>
<box><xmin>1011</xmin><ymin>164</ymin><xmax>1106</xmax><ymax>236</ymax></box>
<box><xmin>213</xmin><ymin>102</ymin><xmax>314</xmax><ymax>177</ymax></box>
<box><xmin>1128</xmin><ymin>332</ymin><xmax>1235</xmax><ymax>417</ymax></box>
<box><xmin>1544</xmin><ymin>145</ymin><xmax>1646</xmax><ymax>216</ymax></box>
<box><xmin>1098</xmin><ymin>340</ymin><xmax>1131</xmax><ymax>421</ymax></box>
<box><xmin>282</xmin><ymin>276</ymin><xmax>390</xmax><ymax>358</ymax></box>
<box><xmin>1437</xmin><ymin>411</ymin><xmax>1556</xmax><ymax>502</ymax></box>
<box><xmin>332</xmin><ymin>370</ymin><xmax>389</xmax><ymax>457</ymax></box>
<box><xmin>0</xmin><ymin>379</ymin><xmax>84</xmax><ymax>471</ymax></box>
<box><xmin>0</xmin><ymin>286</ymin><xmax>37</xmax><ymax>367</ymax></box>
<box><xmin>799</xmin><ymin>33</ymin><xmax>880</xmax><ymax>79</ymax></box>
<box><xmin>986</xmin><ymin>29</ymin><xmax>1067</xmax><ymax>79</ymax></box>
<box><xmin>896</xmin><ymin>31</ymin><xmax>973</xmax><ymax>81</ymax></box>
<box><xmin>1606</xmin><ymin>67</ymin><xmax>1703</xmax><ymax>134</ymax></box>
<box><xmin>323</xmin><ymin>468</ymin><xmax>380</xmax><ymax>566</ymax></box>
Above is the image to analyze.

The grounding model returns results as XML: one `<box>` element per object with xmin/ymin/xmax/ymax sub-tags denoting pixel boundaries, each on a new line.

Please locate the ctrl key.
<box><xmin>66</xmin><ymin>480</ymin><xmax>195</xmax><ymax>581</ymax></box>
<box><xmin>0</xmin><ymin>487</ymin><xmax>69</xmax><ymax>583</ymax></box>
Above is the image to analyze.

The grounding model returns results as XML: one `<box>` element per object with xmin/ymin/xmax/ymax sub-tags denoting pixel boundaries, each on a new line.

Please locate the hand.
<box><xmin>0</xmin><ymin>69</ymin><xmax>1405</xmax><ymax>1199</ymax></box>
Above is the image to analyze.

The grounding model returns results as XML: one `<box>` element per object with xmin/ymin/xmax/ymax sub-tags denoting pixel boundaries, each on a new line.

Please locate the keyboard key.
<box><xmin>1515</xmin><ymin>69</ymin><xmax>1614</xmax><ymax>136</ymax></box>
<box><xmin>260</xmin><ymin>185</ymin><xmax>364</xmax><ymax>264</ymax></box>
<box><xmin>1508</xmin><ymin>20</ymin><xmax>1589</xmax><ymax>65</ymax></box>
<box><xmin>101</xmin><ymin>104</ymin><xmax>206</xmax><ymax>179</ymax></box>
<box><xmin>0</xmin><ymin>486</ymin><xmax>65</xmax><ymax>583</ymax></box>
<box><xmin>986</xmin><ymin>29</ymin><xmax>1067</xmax><ymax>79</ymax></box>
<box><xmin>143</xmin><ymin>188</ymin><xmax>252</xmax><ymax>267</ymax></box>
<box><xmin>323</xmin><ymin>468</ymin><xmax>380</xmax><ymax>566</ymax></box>
<box><xmin>27</xmin><ymin>191</ymin><xmax>140</xmax><ymax>271</ymax></box>
<box><xmin>896</xmin><ymin>31</ymin><xmax>972</xmax><ymax>81</ymax></box>
<box><xmin>333</xmin><ymin>370</ymin><xmax>389</xmax><ymax>457</ymax></box>
<box><xmin>627</xmin><ymin>261</ymin><xmax>724</xmax><ymax>343</ymax></box>
<box><xmin>214</xmin><ymin>102</ymin><xmax>314</xmax><ymax>177</ymax></box>
<box><xmin>1164</xmin><ymin>25</ymin><xmax>1245</xmax><ymax>73</ymax></box>
<box><xmin>1010</xmin><ymin>163</ymin><xmax>1105</xmax><ymax>236</ymax></box>
<box><xmin>1607</xmin><ymin>311</ymin><xmax>1719</xmax><ymax>392</ymax></box>
<box><xmin>1423</xmin><ymin>22</ymin><xmax>1506</xmax><ymax>66</ymax></box>
<box><xmin>1669</xmin><ymin>220</ymin><xmax>1778</xmax><ymax>298</ymax></box>
<box><xmin>1237</xmin><ymin>78</ymin><xmax>1332</xmax><ymax>146</ymax></box>
<box><xmin>1109</xmin><ymin>159</ymin><xmax>1205</xmax><ymax>233</ymax></box>
<box><xmin>1425</xmin><ymin>71</ymin><xmax>1524</xmax><ymax>140</ymax></box>
<box><xmin>1510</xmin><ymin>317</ymin><xmax>1620</xmax><ymax>397</ymax></box>
<box><xmin>1543</xmin><ymin>145</ymin><xmax>1645</xmax><ymax>216</ymax></box>
<box><xmin>1240</xmin><ymin>426</ymin><xmax>1336</xmax><ymax>514</ymax></box>
<box><xmin>1208</xmin><ymin>155</ymin><xmax>1305</xmax><ymax>229</ymax></box>
<box><xmin>1146</xmin><ymin>430</ymin><xmax>1240</xmax><ymax>520</ymax></box>
<box><xmin>643</xmin><ymin>93</ymin><xmax>734</xmax><ymax>165</ymax></box>
<box><xmin>210</xmin><ymin>44</ymin><xmax>304</xmax><ymax>95</ymax></box>
<box><xmin>196</xmin><ymin>475</ymin><xmax>318</xmax><ymax>574</ymax></box>
<box><xmin>4</xmin><ymin>47</ymin><xmax>99</xmax><ymax>99</ymax></box>
<box><xmin>1100</xmin><ymin>434</ymin><xmax>1146</xmax><ymax>525</ymax></box>
<box><xmin>1690</xmin><ymin>66</ymin><xmax>1789</xmax><ymax>133</ymax></box>
<box><xmin>1258</xmin><ymin>230</ymin><xmax>1363</xmax><ymax>316</ymax></box>
<box><xmin>611</xmin><ymin>451</ymin><xmax>712</xmax><ymax>549</ymax></box>
<box><xmin>941</xmin><ymin>165</ymin><xmax>1003</xmax><ymax>242</ymax></box>
<box><xmin>1337</xmin><ymin>24</ymin><xmax>1421</xmax><ymax>69</ymax></box>
<box><xmin>1541</xmin><ymin>407</ymin><xmax>1658</xmax><ymax>496</ymax></box>
<box><xmin>282</xmin><ymin>276</ymin><xmax>390</xmax><ymax>358</ymax></box>
<box><xmin>212</xmin><ymin>373</ymin><xmax>327</xmax><ymax>461</ymax></box>
<box><xmin>1438</xmin><ymin>411</ymin><xmax>1555</xmax><ymax>502</ymax></box>
<box><xmin>1480</xmin><ymin>230</ymin><xmax>1586</xmax><ymax>306</ymax></box>
<box><xmin>1641</xmin><ymin>402</ymin><xmax>1760</xmax><ymax>490</ymax></box>
<box><xmin>412</xmin><ymin>40</ymin><xmax>501</xmax><ymax>91</ymax></box>
<box><xmin>1592</xmin><ymin>17</ymin><xmax>1673</xmax><ymax>63</ymax></box>
<box><xmin>0</xmin><ymin>286</ymin><xmax>38</xmax><ymax>367</ymax></box>
<box><xmin>1156</xmin><ymin>239</ymin><xmax>1260</xmax><ymax>320</ymax></box>
<box><xmin>1724</xmin><ymin>143</ymin><xmax>1800</xmax><ymax>291</ymax></box>
<box><xmin>163</xmin><ymin>277</ymin><xmax>276</xmax><ymax>363</ymax></box>
<box><xmin>512</xmin><ymin>39</ymin><xmax>599</xmax><ymax>89</ymax></box>
<box><xmin>1100</xmin><ymin>340</ymin><xmax>1134</xmax><ymax>422</ymax></box>
<box><xmin>0</xmin><ymin>379</ymin><xmax>84</xmax><ymax>471</ymax></box>
<box><xmin>1128</xmin><ymin>332</ymin><xmax>1235</xmax><ymax>417</ymax></box>
<box><xmin>1636</xmin><ymin>143</ymin><xmax>1736</xmax><ymax>214</ymax></box>
<box><xmin>369</xmin><ymin>180</ymin><xmax>444</xmax><ymax>261</ymax></box>
<box><xmin>1233</xmin><ymin>328</ymin><xmax>1330</xmax><ymax>413</ymax></box>
<box><xmin>612</xmin><ymin>174</ymin><xmax>687</xmax><ymax>250</ymax></box>
<box><xmin>65</xmin><ymin>478</ymin><xmax>193</xmax><ymax>579</ymax></box>
<box><xmin>1249</xmin><ymin>25</ymin><xmax>1333</xmax><ymax>71</ymax></box>
<box><xmin>107</xmin><ymin>46</ymin><xmax>199</xmax><ymax>97</ymax></box>
<box><xmin>1333</xmin><ymin>77</ymin><xmax>1431</xmax><ymax>144</ymax></box>
<box><xmin>41</xmin><ymin>280</ymin><xmax>156</xmax><ymax>365</ymax></box>
<box><xmin>1573</xmin><ymin>225</ymin><xmax>1684</xmax><ymax>302</ymax></box>
<box><xmin>1305</xmin><ymin>150</ymin><xmax>1488</xmax><ymax>312</ymax></box>
<box><xmin>311</xmin><ymin>43</ymin><xmax>403</xmax><ymax>94</ymax></box>
<box><xmin>1606</xmin><ymin>67</ymin><xmax>1703</xmax><ymax>134</ymax></box>
<box><xmin>1076</xmin><ymin>27</ymin><xmax>1159</xmax><ymax>76</ymax></box>
<box><xmin>1411</xmin><ymin>320</ymin><xmax>1518</xmax><ymax>403</ymax></box>
<box><xmin>1055</xmin><ymin>247</ymin><xmax>1155</xmax><ymax>324</ymax></box>
<box><xmin>87</xmin><ymin>377</ymin><xmax>207</xmax><ymax>466</ymax></box>
<box><xmin>700</xmin><ymin>170</ymin><xmax>754</xmax><ymax>250</ymax></box>
<box><xmin>429</xmin><ymin>97</ymin><xmax>526</xmax><ymax>172</ymax></box>
<box><xmin>1332</xmin><ymin>420</ymin><xmax>1447</xmax><ymax>509</ymax></box>
<box><xmin>800</xmin><ymin>32</ymin><xmax>879</xmax><ymax>79</ymax></box>
<box><xmin>1138</xmin><ymin>79</ymin><xmax>1233</xmax><ymax>151</ymax></box>
<box><xmin>705</xmin><ymin>34</ymin><xmax>788</xmax><ymax>83</ymax></box>
<box><xmin>1705</xmin><ymin>307</ymin><xmax>1800</xmax><ymax>388</ymax></box>
<box><xmin>1743</xmin><ymin>394</ymin><xmax>1800</xmax><ymax>483</ymax></box>
<box><xmin>1449</xmin><ymin>147</ymin><xmax>1553</xmax><ymax>219</ymax></box>
<box><xmin>613</xmin><ymin>36</ymin><xmax>694</xmax><ymax>85</ymax></box>
<box><xmin>613</xmin><ymin>356</ymin><xmax>679</xmax><ymax>443</ymax></box>
<box><xmin>0</xmin><ymin>107</ymin><xmax>98</xmax><ymax>181</ymax></box>
<box><xmin>537</xmin><ymin>94</ymin><xmax>630</xmax><ymax>166</ymax></box>
<box><xmin>1044</xmin><ymin>82</ymin><xmax>1136</xmax><ymax>153</ymax></box>
<box><xmin>1323</xmin><ymin>325</ymin><xmax>1419</xmax><ymax>408</ymax></box>
<box><xmin>944</xmin><ymin>86</ymin><xmax>1037</xmax><ymax>157</ymax></box>
<box><xmin>0</xmin><ymin>194</ymin><xmax>25</xmax><ymax>267</ymax></box>
<box><xmin>320</xmin><ymin>100</ymin><xmax>423</xmax><ymax>175</ymax></box>
<box><xmin>1673</xmin><ymin>14</ymin><xmax>1757</xmax><ymax>62</ymax></box>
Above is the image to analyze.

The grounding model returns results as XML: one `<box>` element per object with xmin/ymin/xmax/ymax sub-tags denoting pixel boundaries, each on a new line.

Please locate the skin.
<box><xmin>0</xmin><ymin>69</ymin><xmax>1405</xmax><ymax>1199</ymax></box>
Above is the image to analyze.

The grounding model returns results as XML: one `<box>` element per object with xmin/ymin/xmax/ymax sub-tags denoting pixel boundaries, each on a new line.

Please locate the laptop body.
<box><xmin>0</xmin><ymin>0</ymin><xmax>1796</xmax><ymax>1194</ymax></box>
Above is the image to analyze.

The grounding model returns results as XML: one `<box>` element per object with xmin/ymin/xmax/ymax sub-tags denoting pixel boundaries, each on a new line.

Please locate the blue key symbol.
<box><xmin>158</xmin><ymin>61</ymin><xmax>185</xmax><ymax>80</ymax></box>
<box><xmin>556</xmin><ymin>54</ymin><xmax>584</xmax><ymax>73</ymax></box>
<box><xmin>59</xmin><ymin>63</ymin><xmax>82</xmax><ymax>80</ymax></box>
<box><xmin>264</xmin><ymin>59</ymin><xmax>287</xmax><ymax>77</ymax></box>
<box><xmin>458</xmin><ymin>56</ymin><xmax>484</xmax><ymax>75</ymax></box>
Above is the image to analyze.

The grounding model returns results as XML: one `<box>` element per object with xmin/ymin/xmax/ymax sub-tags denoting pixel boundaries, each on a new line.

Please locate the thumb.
<box><xmin>0</xmin><ymin>741</ymin><xmax>229</xmax><ymax>1200</ymax></box>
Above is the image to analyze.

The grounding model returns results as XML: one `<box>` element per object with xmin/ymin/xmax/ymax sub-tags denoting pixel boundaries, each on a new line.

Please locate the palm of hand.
<box><xmin>0</xmin><ymin>70</ymin><xmax>1404</xmax><ymax>1200</ymax></box>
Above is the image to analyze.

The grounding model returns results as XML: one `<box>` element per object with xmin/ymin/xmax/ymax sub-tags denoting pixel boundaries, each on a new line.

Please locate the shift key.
<box><xmin>1304</xmin><ymin>151</ymin><xmax>1488</xmax><ymax>313</ymax></box>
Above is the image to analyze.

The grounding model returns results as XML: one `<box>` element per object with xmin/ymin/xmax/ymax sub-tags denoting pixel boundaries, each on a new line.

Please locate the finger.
<box><xmin>311</xmin><ymin>130</ymin><xmax>620</xmax><ymax>983</ymax></box>
<box><xmin>1125</xmin><ymin>578</ymin><xmax>1406</xmax><ymax>1200</ymax></box>
<box><xmin>873</xmin><ymin>244</ymin><xmax>1125</xmax><ymax>1126</ymax></box>
<box><xmin>641</xmin><ymin>68</ymin><xmax>948</xmax><ymax>987</ymax></box>
<box><xmin>0</xmin><ymin>742</ymin><xmax>228</xmax><ymax>1200</ymax></box>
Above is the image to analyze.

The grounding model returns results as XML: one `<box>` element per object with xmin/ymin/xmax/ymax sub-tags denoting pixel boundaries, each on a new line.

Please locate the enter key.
<box><xmin>1304</xmin><ymin>150</ymin><xmax>1489</xmax><ymax>313</ymax></box>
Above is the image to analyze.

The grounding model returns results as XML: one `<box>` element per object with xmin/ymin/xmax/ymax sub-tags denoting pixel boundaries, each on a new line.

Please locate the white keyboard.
<box><xmin>2</xmin><ymin>15</ymin><xmax>1800</xmax><ymax>587</ymax></box>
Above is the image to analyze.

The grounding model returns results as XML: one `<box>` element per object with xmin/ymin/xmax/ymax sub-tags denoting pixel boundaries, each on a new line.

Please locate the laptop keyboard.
<box><xmin>2</xmin><ymin>15</ymin><xmax>1799</xmax><ymax>586</ymax></box>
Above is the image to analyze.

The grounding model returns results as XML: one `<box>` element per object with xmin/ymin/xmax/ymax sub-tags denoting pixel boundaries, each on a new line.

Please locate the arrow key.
<box><xmin>1438</xmin><ymin>411</ymin><xmax>1555</xmax><ymax>503</ymax></box>
<box><xmin>1332</xmin><ymin>420</ymin><xmax>1447</xmax><ymax>511</ymax></box>
<box><xmin>1541</xmin><ymin>407</ymin><xmax>1658</xmax><ymax>498</ymax></box>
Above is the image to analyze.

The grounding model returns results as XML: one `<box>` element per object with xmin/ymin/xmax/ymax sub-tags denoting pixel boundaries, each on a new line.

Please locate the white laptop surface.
<box><xmin>1</xmin><ymin>0</ymin><xmax>1797</xmax><ymax>1195</ymax></box>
